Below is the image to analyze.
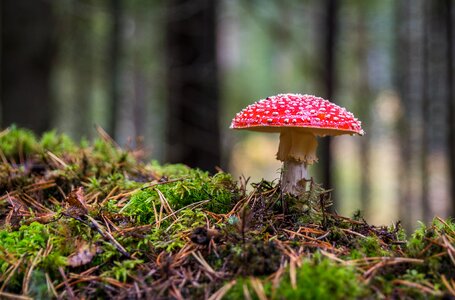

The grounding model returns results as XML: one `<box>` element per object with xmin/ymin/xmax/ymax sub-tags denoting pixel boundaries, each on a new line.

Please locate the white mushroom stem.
<box><xmin>281</xmin><ymin>160</ymin><xmax>308</xmax><ymax>195</ymax></box>
<box><xmin>276</xmin><ymin>129</ymin><xmax>319</xmax><ymax>195</ymax></box>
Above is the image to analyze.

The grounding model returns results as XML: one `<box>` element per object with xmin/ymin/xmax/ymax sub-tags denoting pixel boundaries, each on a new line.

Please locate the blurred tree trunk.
<box><xmin>0</xmin><ymin>0</ymin><xmax>55</xmax><ymax>134</ymax></box>
<box><xmin>448</xmin><ymin>0</ymin><xmax>455</xmax><ymax>218</ymax></box>
<box><xmin>397</xmin><ymin>0</ymin><xmax>453</xmax><ymax>226</ymax></box>
<box><xmin>109</xmin><ymin>0</ymin><xmax>122</xmax><ymax>139</ymax></box>
<box><xmin>356</xmin><ymin>8</ymin><xmax>372</xmax><ymax>216</ymax></box>
<box><xmin>396</xmin><ymin>0</ymin><xmax>426</xmax><ymax>230</ymax></box>
<box><xmin>165</xmin><ymin>0</ymin><xmax>220</xmax><ymax>171</ymax></box>
<box><xmin>395</xmin><ymin>0</ymin><xmax>410</xmax><ymax>229</ymax></box>
<box><xmin>423</xmin><ymin>0</ymin><xmax>452</xmax><ymax>221</ymax></box>
<box><xmin>318</xmin><ymin>0</ymin><xmax>338</xmax><ymax>192</ymax></box>
<box><xmin>73</xmin><ymin>0</ymin><xmax>95</xmax><ymax>139</ymax></box>
<box><xmin>421</xmin><ymin>0</ymin><xmax>430</xmax><ymax>223</ymax></box>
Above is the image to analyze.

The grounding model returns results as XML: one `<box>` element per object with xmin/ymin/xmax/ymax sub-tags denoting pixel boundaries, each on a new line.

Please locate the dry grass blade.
<box><xmin>289</xmin><ymin>259</ymin><xmax>297</xmax><ymax>289</ymax></box>
<box><xmin>95</xmin><ymin>124</ymin><xmax>120</xmax><ymax>148</ymax></box>
<box><xmin>155</xmin><ymin>188</ymin><xmax>177</xmax><ymax>220</ymax></box>
<box><xmin>341</xmin><ymin>228</ymin><xmax>367</xmax><ymax>238</ymax></box>
<box><xmin>243</xmin><ymin>283</ymin><xmax>253</xmax><ymax>300</ymax></box>
<box><xmin>393</xmin><ymin>279</ymin><xmax>440</xmax><ymax>295</ymax></box>
<box><xmin>363</xmin><ymin>257</ymin><xmax>424</xmax><ymax>279</ymax></box>
<box><xmin>192</xmin><ymin>251</ymin><xmax>217</xmax><ymax>276</ymax></box>
<box><xmin>0</xmin><ymin>292</ymin><xmax>33</xmax><ymax>300</ymax></box>
<box><xmin>46</xmin><ymin>151</ymin><xmax>68</xmax><ymax>168</ymax></box>
<box><xmin>441</xmin><ymin>275</ymin><xmax>455</xmax><ymax>296</ymax></box>
<box><xmin>441</xmin><ymin>235</ymin><xmax>455</xmax><ymax>266</ymax></box>
<box><xmin>58</xmin><ymin>267</ymin><xmax>76</xmax><ymax>299</ymax></box>
<box><xmin>21</xmin><ymin>193</ymin><xmax>53</xmax><ymax>213</ymax></box>
<box><xmin>320</xmin><ymin>249</ymin><xmax>348</xmax><ymax>264</ymax></box>
<box><xmin>0</xmin><ymin>256</ymin><xmax>24</xmax><ymax>292</ymax></box>
<box><xmin>208</xmin><ymin>280</ymin><xmax>237</xmax><ymax>300</ymax></box>
<box><xmin>85</xmin><ymin>215</ymin><xmax>130</xmax><ymax>258</ymax></box>
<box><xmin>249</xmin><ymin>277</ymin><xmax>268</xmax><ymax>300</ymax></box>
<box><xmin>22</xmin><ymin>249</ymin><xmax>43</xmax><ymax>295</ymax></box>
<box><xmin>45</xmin><ymin>273</ymin><xmax>58</xmax><ymax>298</ymax></box>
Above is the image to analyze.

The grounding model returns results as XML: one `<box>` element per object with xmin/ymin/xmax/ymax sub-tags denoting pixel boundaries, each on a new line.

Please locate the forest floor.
<box><xmin>0</xmin><ymin>127</ymin><xmax>454</xmax><ymax>299</ymax></box>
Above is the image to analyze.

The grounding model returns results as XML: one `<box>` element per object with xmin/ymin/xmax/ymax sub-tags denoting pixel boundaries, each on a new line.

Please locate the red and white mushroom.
<box><xmin>230</xmin><ymin>93</ymin><xmax>364</xmax><ymax>195</ymax></box>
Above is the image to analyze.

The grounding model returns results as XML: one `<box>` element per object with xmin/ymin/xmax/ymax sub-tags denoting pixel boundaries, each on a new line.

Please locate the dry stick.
<box><xmin>99</xmin><ymin>186</ymin><xmax>119</xmax><ymax>206</ymax></box>
<box><xmin>85</xmin><ymin>215</ymin><xmax>131</xmax><ymax>258</ymax></box>
<box><xmin>45</xmin><ymin>273</ymin><xmax>58</xmax><ymax>298</ymax></box>
<box><xmin>363</xmin><ymin>257</ymin><xmax>424</xmax><ymax>279</ymax></box>
<box><xmin>0</xmin><ymin>292</ymin><xmax>33</xmax><ymax>300</ymax></box>
<box><xmin>0</xmin><ymin>256</ymin><xmax>24</xmax><ymax>292</ymax></box>
<box><xmin>441</xmin><ymin>275</ymin><xmax>455</xmax><ymax>296</ymax></box>
<box><xmin>289</xmin><ymin>259</ymin><xmax>297</xmax><ymax>289</ymax></box>
<box><xmin>208</xmin><ymin>280</ymin><xmax>237</xmax><ymax>300</ymax></box>
<box><xmin>393</xmin><ymin>279</ymin><xmax>440</xmax><ymax>295</ymax></box>
<box><xmin>0</xmin><ymin>181</ymin><xmax>56</xmax><ymax>202</ymax></box>
<box><xmin>191</xmin><ymin>251</ymin><xmax>218</xmax><ymax>278</ymax></box>
<box><xmin>22</xmin><ymin>249</ymin><xmax>43</xmax><ymax>295</ymax></box>
<box><xmin>249</xmin><ymin>277</ymin><xmax>267</xmax><ymax>300</ymax></box>
<box><xmin>169</xmin><ymin>285</ymin><xmax>184</xmax><ymax>300</ymax></box>
<box><xmin>46</xmin><ymin>151</ymin><xmax>68</xmax><ymax>168</ymax></box>
<box><xmin>102</xmin><ymin>213</ymin><xmax>121</xmax><ymax>233</ymax></box>
<box><xmin>320</xmin><ymin>249</ymin><xmax>348</xmax><ymax>264</ymax></box>
<box><xmin>340</xmin><ymin>228</ymin><xmax>367</xmax><ymax>238</ymax></box>
<box><xmin>442</xmin><ymin>234</ymin><xmax>455</xmax><ymax>265</ymax></box>
<box><xmin>54</xmin><ymin>274</ymin><xmax>129</xmax><ymax>290</ymax></box>
<box><xmin>21</xmin><ymin>193</ymin><xmax>53</xmax><ymax>213</ymax></box>
<box><xmin>155</xmin><ymin>188</ymin><xmax>176</xmax><ymax>220</ymax></box>
<box><xmin>95</xmin><ymin>124</ymin><xmax>121</xmax><ymax>149</ymax></box>
<box><xmin>58</xmin><ymin>267</ymin><xmax>75</xmax><ymax>299</ymax></box>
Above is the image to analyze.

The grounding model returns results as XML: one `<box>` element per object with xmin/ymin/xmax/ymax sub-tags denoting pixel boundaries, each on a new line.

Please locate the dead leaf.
<box><xmin>64</xmin><ymin>187</ymin><xmax>88</xmax><ymax>217</ymax></box>
<box><xmin>67</xmin><ymin>240</ymin><xmax>97</xmax><ymax>267</ymax></box>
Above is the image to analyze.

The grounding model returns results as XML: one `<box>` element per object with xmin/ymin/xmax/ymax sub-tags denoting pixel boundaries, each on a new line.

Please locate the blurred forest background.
<box><xmin>0</xmin><ymin>0</ymin><xmax>454</xmax><ymax>231</ymax></box>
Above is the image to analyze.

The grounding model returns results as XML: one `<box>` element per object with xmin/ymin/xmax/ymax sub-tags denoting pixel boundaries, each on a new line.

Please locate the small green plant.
<box><xmin>101</xmin><ymin>259</ymin><xmax>144</xmax><ymax>282</ymax></box>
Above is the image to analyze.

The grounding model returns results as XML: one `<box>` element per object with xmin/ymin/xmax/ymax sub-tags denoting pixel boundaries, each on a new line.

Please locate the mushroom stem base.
<box><xmin>281</xmin><ymin>160</ymin><xmax>309</xmax><ymax>195</ymax></box>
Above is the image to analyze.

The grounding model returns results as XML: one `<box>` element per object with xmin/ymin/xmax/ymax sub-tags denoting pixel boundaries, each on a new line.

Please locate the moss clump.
<box><xmin>225</xmin><ymin>255</ymin><xmax>365</xmax><ymax>300</ymax></box>
<box><xmin>122</xmin><ymin>171</ymin><xmax>237</xmax><ymax>223</ymax></box>
<box><xmin>0</xmin><ymin>126</ymin><xmax>38</xmax><ymax>158</ymax></box>
<box><xmin>0</xmin><ymin>222</ymin><xmax>67</xmax><ymax>291</ymax></box>
<box><xmin>40</xmin><ymin>130</ymin><xmax>77</xmax><ymax>155</ymax></box>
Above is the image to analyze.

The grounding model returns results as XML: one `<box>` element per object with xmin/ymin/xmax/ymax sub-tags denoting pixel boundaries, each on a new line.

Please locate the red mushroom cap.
<box><xmin>230</xmin><ymin>93</ymin><xmax>364</xmax><ymax>136</ymax></box>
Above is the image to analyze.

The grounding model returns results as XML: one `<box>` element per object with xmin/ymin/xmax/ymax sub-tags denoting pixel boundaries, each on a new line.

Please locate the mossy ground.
<box><xmin>0</xmin><ymin>127</ymin><xmax>454</xmax><ymax>299</ymax></box>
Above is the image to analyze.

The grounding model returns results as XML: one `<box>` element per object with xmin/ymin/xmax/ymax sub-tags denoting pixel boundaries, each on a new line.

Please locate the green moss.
<box><xmin>224</xmin><ymin>254</ymin><xmax>366</xmax><ymax>300</ymax></box>
<box><xmin>138</xmin><ymin>209</ymin><xmax>207</xmax><ymax>252</ymax></box>
<box><xmin>40</xmin><ymin>130</ymin><xmax>77</xmax><ymax>155</ymax></box>
<box><xmin>0</xmin><ymin>126</ymin><xmax>39</xmax><ymax>158</ymax></box>
<box><xmin>0</xmin><ymin>222</ymin><xmax>67</xmax><ymax>291</ymax></box>
<box><xmin>275</xmin><ymin>256</ymin><xmax>365</xmax><ymax>300</ymax></box>
<box><xmin>101</xmin><ymin>259</ymin><xmax>144</xmax><ymax>282</ymax></box>
<box><xmin>356</xmin><ymin>236</ymin><xmax>390</xmax><ymax>257</ymax></box>
<box><xmin>122</xmin><ymin>171</ymin><xmax>236</xmax><ymax>223</ymax></box>
<box><xmin>149</xmin><ymin>161</ymin><xmax>195</xmax><ymax>178</ymax></box>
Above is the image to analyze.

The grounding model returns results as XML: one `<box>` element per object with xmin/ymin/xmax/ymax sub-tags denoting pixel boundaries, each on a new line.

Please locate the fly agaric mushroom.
<box><xmin>230</xmin><ymin>93</ymin><xmax>364</xmax><ymax>195</ymax></box>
